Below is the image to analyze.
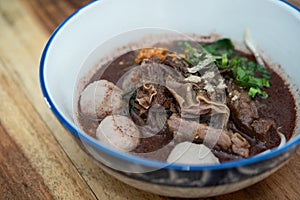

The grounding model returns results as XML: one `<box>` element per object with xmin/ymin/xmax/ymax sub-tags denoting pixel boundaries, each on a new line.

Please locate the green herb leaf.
<box><xmin>248</xmin><ymin>87</ymin><xmax>260</xmax><ymax>98</ymax></box>
<box><xmin>248</xmin><ymin>87</ymin><xmax>269</xmax><ymax>98</ymax></box>
<box><xmin>184</xmin><ymin>42</ymin><xmax>204</xmax><ymax>65</ymax></box>
<box><xmin>183</xmin><ymin>58</ymin><xmax>193</xmax><ymax>66</ymax></box>
<box><xmin>221</xmin><ymin>53</ymin><xmax>228</xmax><ymax>68</ymax></box>
<box><xmin>215</xmin><ymin>53</ymin><xmax>229</xmax><ymax>69</ymax></box>
<box><xmin>182</xmin><ymin>39</ymin><xmax>271</xmax><ymax>99</ymax></box>
<box><xmin>203</xmin><ymin>38</ymin><xmax>235</xmax><ymax>56</ymax></box>
<box><xmin>232</xmin><ymin>66</ymin><xmax>270</xmax><ymax>88</ymax></box>
<box><xmin>256</xmin><ymin>64</ymin><xmax>272</xmax><ymax>79</ymax></box>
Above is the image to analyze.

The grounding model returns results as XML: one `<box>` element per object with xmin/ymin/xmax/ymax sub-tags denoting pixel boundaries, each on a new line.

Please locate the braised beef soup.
<box><xmin>76</xmin><ymin>38</ymin><xmax>296</xmax><ymax>164</ymax></box>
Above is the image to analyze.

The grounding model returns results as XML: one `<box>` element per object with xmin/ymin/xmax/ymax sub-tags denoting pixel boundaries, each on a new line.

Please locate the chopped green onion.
<box><xmin>248</xmin><ymin>87</ymin><xmax>269</xmax><ymax>98</ymax></box>
<box><xmin>182</xmin><ymin>39</ymin><xmax>272</xmax><ymax>99</ymax></box>
<box><xmin>221</xmin><ymin>53</ymin><xmax>228</xmax><ymax>68</ymax></box>
<box><xmin>248</xmin><ymin>87</ymin><xmax>259</xmax><ymax>98</ymax></box>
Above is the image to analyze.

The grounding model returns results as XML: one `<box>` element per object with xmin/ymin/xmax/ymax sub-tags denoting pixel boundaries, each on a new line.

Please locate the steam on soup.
<box><xmin>76</xmin><ymin>35</ymin><xmax>296</xmax><ymax>165</ymax></box>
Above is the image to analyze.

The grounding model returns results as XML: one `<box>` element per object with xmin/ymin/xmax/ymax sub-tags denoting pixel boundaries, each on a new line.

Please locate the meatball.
<box><xmin>80</xmin><ymin>80</ymin><xmax>125</xmax><ymax>119</ymax></box>
<box><xmin>167</xmin><ymin>142</ymin><xmax>219</xmax><ymax>165</ymax></box>
<box><xmin>96</xmin><ymin>115</ymin><xmax>140</xmax><ymax>152</ymax></box>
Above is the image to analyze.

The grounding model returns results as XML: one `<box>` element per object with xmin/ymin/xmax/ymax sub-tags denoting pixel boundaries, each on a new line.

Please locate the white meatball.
<box><xmin>167</xmin><ymin>142</ymin><xmax>219</xmax><ymax>165</ymax></box>
<box><xmin>96</xmin><ymin>115</ymin><xmax>140</xmax><ymax>152</ymax></box>
<box><xmin>80</xmin><ymin>80</ymin><xmax>124</xmax><ymax>119</ymax></box>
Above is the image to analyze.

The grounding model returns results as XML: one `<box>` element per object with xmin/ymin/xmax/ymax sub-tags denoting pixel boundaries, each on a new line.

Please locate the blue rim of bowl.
<box><xmin>40</xmin><ymin>0</ymin><xmax>300</xmax><ymax>171</ymax></box>
<box><xmin>280</xmin><ymin>0</ymin><xmax>300</xmax><ymax>12</ymax></box>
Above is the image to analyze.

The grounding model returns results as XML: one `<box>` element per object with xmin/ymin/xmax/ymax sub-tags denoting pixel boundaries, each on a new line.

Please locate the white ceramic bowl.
<box><xmin>40</xmin><ymin>0</ymin><xmax>300</xmax><ymax>197</ymax></box>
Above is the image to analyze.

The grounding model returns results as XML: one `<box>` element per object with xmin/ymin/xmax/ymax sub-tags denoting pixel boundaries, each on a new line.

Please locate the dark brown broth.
<box><xmin>77</xmin><ymin>40</ymin><xmax>297</xmax><ymax>162</ymax></box>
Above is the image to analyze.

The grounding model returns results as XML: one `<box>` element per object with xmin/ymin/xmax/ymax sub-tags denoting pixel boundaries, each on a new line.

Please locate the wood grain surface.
<box><xmin>0</xmin><ymin>0</ymin><xmax>299</xmax><ymax>199</ymax></box>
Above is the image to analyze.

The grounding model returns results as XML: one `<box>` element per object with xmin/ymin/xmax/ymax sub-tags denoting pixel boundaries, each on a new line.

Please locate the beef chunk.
<box><xmin>228</xmin><ymin>85</ymin><xmax>259</xmax><ymax>134</ymax></box>
<box><xmin>227</xmin><ymin>81</ymin><xmax>276</xmax><ymax>143</ymax></box>
<box><xmin>251</xmin><ymin>119</ymin><xmax>274</xmax><ymax>141</ymax></box>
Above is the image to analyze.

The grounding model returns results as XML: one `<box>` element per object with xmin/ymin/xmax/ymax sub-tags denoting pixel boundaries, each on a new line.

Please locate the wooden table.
<box><xmin>0</xmin><ymin>0</ymin><xmax>299</xmax><ymax>199</ymax></box>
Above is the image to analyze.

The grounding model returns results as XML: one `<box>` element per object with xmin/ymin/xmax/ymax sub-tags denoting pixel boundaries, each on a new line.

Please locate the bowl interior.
<box><xmin>41</xmin><ymin>0</ymin><xmax>300</xmax><ymax>169</ymax></box>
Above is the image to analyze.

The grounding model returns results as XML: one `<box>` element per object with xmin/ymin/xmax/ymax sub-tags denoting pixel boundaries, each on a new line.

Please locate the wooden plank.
<box><xmin>0</xmin><ymin>1</ymin><xmax>97</xmax><ymax>199</ymax></box>
<box><xmin>215</xmin><ymin>153</ymin><xmax>300</xmax><ymax>200</ymax></box>
<box><xmin>0</xmin><ymin>49</ymin><xmax>96</xmax><ymax>199</ymax></box>
<box><xmin>0</xmin><ymin>123</ymin><xmax>54</xmax><ymax>200</ymax></box>
<box><xmin>25</xmin><ymin>0</ymin><xmax>91</xmax><ymax>33</ymax></box>
<box><xmin>0</xmin><ymin>56</ymin><xmax>97</xmax><ymax>199</ymax></box>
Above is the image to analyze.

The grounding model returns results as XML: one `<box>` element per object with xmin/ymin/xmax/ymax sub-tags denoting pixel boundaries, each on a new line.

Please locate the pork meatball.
<box><xmin>167</xmin><ymin>142</ymin><xmax>219</xmax><ymax>165</ymax></box>
<box><xmin>96</xmin><ymin>115</ymin><xmax>140</xmax><ymax>152</ymax></box>
<box><xmin>80</xmin><ymin>80</ymin><xmax>125</xmax><ymax>119</ymax></box>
